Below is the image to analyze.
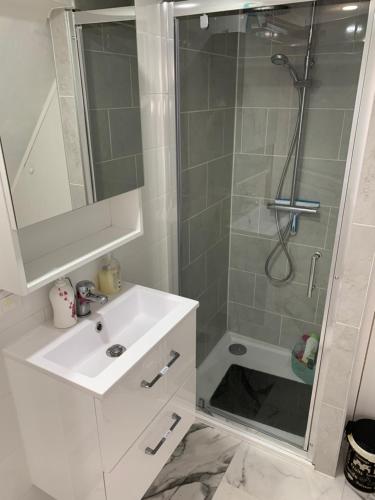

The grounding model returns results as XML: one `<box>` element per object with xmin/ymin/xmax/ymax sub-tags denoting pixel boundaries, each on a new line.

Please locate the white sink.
<box><xmin>4</xmin><ymin>283</ymin><xmax>198</xmax><ymax>396</ymax></box>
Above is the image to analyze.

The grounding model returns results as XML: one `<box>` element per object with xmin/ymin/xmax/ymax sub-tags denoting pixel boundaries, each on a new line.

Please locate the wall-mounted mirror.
<box><xmin>0</xmin><ymin>0</ymin><xmax>143</xmax><ymax>229</ymax></box>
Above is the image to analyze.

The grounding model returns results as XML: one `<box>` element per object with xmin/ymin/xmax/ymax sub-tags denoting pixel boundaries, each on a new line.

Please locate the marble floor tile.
<box><xmin>143</xmin><ymin>423</ymin><xmax>241</xmax><ymax>500</ymax></box>
<box><xmin>223</xmin><ymin>442</ymin><xmax>347</xmax><ymax>500</ymax></box>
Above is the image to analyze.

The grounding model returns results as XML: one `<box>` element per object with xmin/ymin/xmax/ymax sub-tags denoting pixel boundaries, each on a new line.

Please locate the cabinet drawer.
<box><xmin>105</xmin><ymin>373</ymin><xmax>195</xmax><ymax>500</ymax></box>
<box><xmin>96</xmin><ymin>311</ymin><xmax>196</xmax><ymax>471</ymax></box>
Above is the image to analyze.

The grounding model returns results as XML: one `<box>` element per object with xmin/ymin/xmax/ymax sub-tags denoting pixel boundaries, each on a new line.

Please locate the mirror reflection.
<box><xmin>0</xmin><ymin>1</ymin><xmax>144</xmax><ymax>229</ymax></box>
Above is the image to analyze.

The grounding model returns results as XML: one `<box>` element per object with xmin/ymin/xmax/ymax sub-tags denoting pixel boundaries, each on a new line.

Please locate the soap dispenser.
<box><xmin>98</xmin><ymin>253</ymin><xmax>122</xmax><ymax>295</ymax></box>
<box><xmin>49</xmin><ymin>278</ymin><xmax>77</xmax><ymax>329</ymax></box>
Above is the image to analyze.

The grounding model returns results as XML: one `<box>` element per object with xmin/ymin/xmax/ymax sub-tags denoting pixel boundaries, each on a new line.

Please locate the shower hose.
<box><xmin>264</xmin><ymin>87</ymin><xmax>303</xmax><ymax>284</ymax></box>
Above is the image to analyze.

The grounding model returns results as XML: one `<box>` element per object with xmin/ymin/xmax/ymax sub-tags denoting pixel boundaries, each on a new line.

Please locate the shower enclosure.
<box><xmin>175</xmin><ymin>0</ymin><xmax>370</xmax><ymax>449</ymax></box>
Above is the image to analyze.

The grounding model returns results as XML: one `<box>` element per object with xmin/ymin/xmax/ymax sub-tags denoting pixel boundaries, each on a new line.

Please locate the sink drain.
<box><xmin>229</xmin><ymin>343</ymin><xmax>247</xmax><ymax>355</ymax></box>
<box><xmin>106</xmin><ymin>344</ymin><xmax>126</xmax><ymax>358</ymax></box>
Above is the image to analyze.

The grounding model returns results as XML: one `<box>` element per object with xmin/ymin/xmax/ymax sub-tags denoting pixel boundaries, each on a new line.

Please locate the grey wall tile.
<box><xmin>85</xmin><ymin>51</ymin><xmax>132</xmax><ymax>109</ymax></box>
<box><xmin>315</xmin><ymin>288</ymin><xmax>327</xmax><ymax>324</ymax></box>
<box><xmin>309</xmin><ymin>52</ymin><xmax>362</xmax><ymax>109</ymax></box>
<box><xmin>218</xmin><ymin>272</ymin><xmax>229</xmax><ymax>308</ymax></box>
<box><xmin>189</xmin><ymin>110</ymin><xmax>223</xmax><ymax>166</ymax></box>
<box><xmin>130</xmin><ymin>58</ymin><xmax>140</xmax><ymax>107</ymax></box>
<box><xmin>180</xmin><ymin>49</ymin><xmax>209</xmax><ymax>112</ymax></box>
<box><xmin>235</xmin><ymin>109</ymin><xmax>243</xmax><ymax>153</ymax></box>
<box><xmin>254</xmin><ymin>275</ymin><xmax>318</xmax><ymax>323</ymax></box>
<box><xmin>205</xmin><ymin>308</ymin><xmax>228</xmax><ymax>352</ymax></box>
<box><xmin>209</xmin><ymin>55</ymin><xmax>236</xmax><ymax>108</ymax></box>
<box><xmin>231</xmin><ymin>196</ymin><xmax>259</xmax><ymax>236</ymax></box>
<box><xmin>94</xmin><ymin>156</ymin><xmax>137</xmax><ymax>200</ymax></box>
<box><xmin>223</xmin><ymin>109</ymin><xmax>236</xmax><ymax>155</ymax></box>
<box><xmin>291</xmin><ymin>207</ymin><xmax>330</xmax><ymax>248</ymax></box>
<box><xmin>82</xmin><ymin>24</ymin><xmax>103</xmax><ymax>51</ymax></box>
<box><xmin>103</xmin><ymin>21</ymin><xmax>137</xmax><ymax>55</ymax></box>
<box><xmin>109</xmin><ymin>108</ymin><xmax>142</xmax><ymax>157</ymax></box>
<box><xmin>339</xmin><ymin>111</ymin><xmax>354</xmax><ymax>161</ymax></box>
<box><xmin>207</xmin><ymin>156</ymin><xmax>233</xmax><ymax>206</ymax></box>
<box><xmin>181</xmin><ymin>165</ymin><xmax>207</xmax><ymax>220</ymax></box>
<box><xmin>297</xmin><ymin>158</ymin><xmax>346</xmax><ymax>207</ymax></box>
<box><xmin>181</xmin><ymin>221</ymin><xmax>189</xmax><ymax>268</ymax></box>
<box><xmin>136</xmin><ymin>154</ymin><xmax>144</xmax><ymax>186</ymax></box>
<box><xmin>181</xmin><ymin>254</ymin><xmax>206</xmax><ymax>299</ymax></box>
<box><xmin>241</xmin><ymin>108</ymin><xmax>267</xmax><ymax>154</ymax></box>
<box><xmin>226</xmin><ymin>32</ymin><xmax>239</xmax><ymax>57</ymax></box>
<box><xmin>221</xmin><ymin>197</ymin><xmax>231</xmax><ymax>236</ymax></box>
<box><xmin>228</xmin><ymin>302</ymin><xmax>281</xmax><ymax>344</ymax></box>
<box><xmin>238</xmin><ymin>14</ymin><xmax>272</xmax><ymax>57</ymax></box>
<box><xmin>237</xmin><ymin>57</ymin><xmax>296</xmax><ymax>108</ymax></box>
<box><xmin>289</xmin><ymin>244</ymin><xmax>332</xmax><ymax>288</ymax></box>
<box><xmin>280</xmin><ymin>317</ymin><xmax>322</xmax><ymax>350</ymax></box>
<box><xmin>258</xmin><ymin>199</ymin><xmax>290</xmax><ymax>240</ymax></box>
<box><xmin>229</xmin><ymin>269</ymin><xmax>255</xmax><ymax>306</ymax></box>
<box><xmin>206</xmin><ymin>237</ymin><xmax>229</xmax><ymax>285</ymax></box>
<box><xmin>265</xmin><ymin>108</ymin><xmax>296</xmax><ymax>156</ymax></box>
<box><xmin>325</xmin><ymin>208</ymin><xmax>339</xmax><ymax>250</ymax></box>
<box><xmin>197</xmin><ymin>282</ymin><xmax>219</xmax><ymax>327</ymax></box>
<box><xmin>189</xmin><ymin>204</ymin><xmax>222</xmax><ymax>260</ymax></box>
<box><xmin>230</xmin><ymin>234</ymin><xmax>272</xmax><ymax>274</ymax></box>
<box><xmin>180</xmin><ymin>113</ymin><xmax>189</xmax><ymax>169</ymax></box>
<box><xmin>179</xmin><ymin>16</ymin><xmax>226</xmax><ymax>54</ymax></box>
<box><xmin>303</xmin><ymin>109</ymin><xmax>345</xmax><ymax>160</ymax></box>
<box><xmin>89</xmin><ymin>109</ymin><xmax>111</xmax><ymax>162</ymax></box>
<box><xmin>233</xmin><ymin>154</ymin><xmax>279</xmax><ymax>198</ymax></box>
<box><xmin>270</xmin><ymin>4</ymin><xmax>311</xmax><ymax>56</ymax></box>
<box><xmin>314</xmin><ymin>10</ymin><xmax>367</xmax><ymax>54</ymax></box>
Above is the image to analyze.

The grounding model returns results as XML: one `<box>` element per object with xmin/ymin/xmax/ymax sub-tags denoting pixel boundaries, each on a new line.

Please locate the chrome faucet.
<box><xmin>76</xmin><ymin>280</ymin><xmax>108</xmax><ymax>317</ymax></box>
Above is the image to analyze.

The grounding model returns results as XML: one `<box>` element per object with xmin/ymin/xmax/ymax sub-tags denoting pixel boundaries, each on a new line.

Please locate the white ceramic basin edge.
<box><xmin>3</xmin><ymin>284</ymin><xmax>198</xmax><ymax>397</ymax></box>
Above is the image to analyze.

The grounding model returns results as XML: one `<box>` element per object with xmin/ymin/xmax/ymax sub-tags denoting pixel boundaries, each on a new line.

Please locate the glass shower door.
<box><xmin>176</xmin><ymin>0</ymin><xmax>369</xmax><ymax>448</ymax></box>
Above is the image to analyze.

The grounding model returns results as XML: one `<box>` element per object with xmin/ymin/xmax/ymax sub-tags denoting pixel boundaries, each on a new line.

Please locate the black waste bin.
<box><xmin>344</xmin><ymin>419</ymin><xmax>375</xmax><ymax>493</ymax></box>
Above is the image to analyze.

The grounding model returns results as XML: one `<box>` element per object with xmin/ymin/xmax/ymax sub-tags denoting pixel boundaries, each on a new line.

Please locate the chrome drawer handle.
<box><xmin>141</xmin><ymin>350</ymin><xmax>180</xmax><ymax>389</ymax></box>
<box><xmin>145</xmin><ymin>413</ymin><xmax>181</xmax><ymax>456</ymax></box>
<box><xmin>307</xmin><ymin>251</ymin><xmax>321</xmax><ymax>298</ymax></box>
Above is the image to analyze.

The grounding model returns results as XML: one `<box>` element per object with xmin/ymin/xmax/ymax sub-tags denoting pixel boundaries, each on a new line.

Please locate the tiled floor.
<box><xmin>147</xmin><ymin>422</ymin><xmax>375</xmax><ymax>500</ymax></box>
<box><xmin>24</xmin><ymin>421</ymin><xmax>375</xmax><ymax>500</ymax></box>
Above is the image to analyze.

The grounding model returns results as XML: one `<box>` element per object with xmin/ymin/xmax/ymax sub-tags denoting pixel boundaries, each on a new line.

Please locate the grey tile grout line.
<box><xmin>129</xmin><ymin>55</ymin><xmax>135</xmax><ymax>108</ymax></box>
<box><xmin>337</xmin><ymin>110</ymin><xmax>347</xmax><ymax>161</ymax></box>
<box><xmin>230</xmin><ymin>151</ymin><xmax>348</xmax><ymax>162</ymax></box>
<box><xmin>263</xmin><ymin>108</ymin><xmax>269</xmax><ymax>155</ymax></box>
<box><xmin>230</xmin><ymin>230</ymin><xmax>328</xmax><ymax>251</ymax></box>
<box><xmin>227</xmin><ymin>299</ymin><xmax>321</xmax><ymax>330</ymax></box>
<box><xmin>182</xmin><ymin>234</ymin><xmax>229</xmax><ymax>272</ymax></box>
<box><xmin>323</xmin><ymin>207</ymin><xmax>332</xmax><ymax>250</ymax></box>
<box><xmin>107</xmin><ymin>110</ymin><xmax>113</xmax><ymax>160</ymax></box>
<box><xmin>179</xmin><ymin>45</ymin><xmax>238</xmax><ymax>60</ymax></box>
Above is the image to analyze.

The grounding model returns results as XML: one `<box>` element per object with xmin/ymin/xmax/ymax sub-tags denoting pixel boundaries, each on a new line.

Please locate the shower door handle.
<box><xmin>307</xmin><ymin>251</ymin><xmax>321</xmax><ymax>298</ymax></box>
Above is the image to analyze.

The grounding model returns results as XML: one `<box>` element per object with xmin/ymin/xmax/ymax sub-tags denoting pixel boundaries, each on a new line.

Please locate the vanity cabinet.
<box><xmin>5</xmin><ymin>310</ymin><xmax>196</xmax><ymax>500</ymax></box>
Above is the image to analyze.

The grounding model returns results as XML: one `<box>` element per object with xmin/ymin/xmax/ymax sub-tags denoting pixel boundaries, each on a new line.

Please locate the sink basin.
<box><xmin>4</xmin><ymin>284</ymin><xmax>198</xmax><ymax>396</ymax></box>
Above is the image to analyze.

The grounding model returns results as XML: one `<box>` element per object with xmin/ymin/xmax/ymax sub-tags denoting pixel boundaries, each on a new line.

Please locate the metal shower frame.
<box><xmin>172</xmin><ymin>0</ymin><xmax>375</xmax><ymax>460</ymax></box>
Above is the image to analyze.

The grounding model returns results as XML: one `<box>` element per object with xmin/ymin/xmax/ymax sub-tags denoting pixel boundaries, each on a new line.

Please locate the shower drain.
<box><xmin>229</xmin><ymin>343</ymin><xmax>247</xmax><ymax>356</ymax></box>
<box><xmin>106</xmin><ymin>344</ymin><xmax>126</xmax><ymax>358</ymax></box>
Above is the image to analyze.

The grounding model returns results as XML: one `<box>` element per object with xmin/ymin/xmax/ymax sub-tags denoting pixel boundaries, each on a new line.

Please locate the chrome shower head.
<box><xmin>271</xmin><ymin>53</ymin><xmax>299</xmax><ymax>83</ymax></box>
<box><xmin>271</xmin><ymin>53</ymin><xmax>289</xmax><ymax>66</ymax></box>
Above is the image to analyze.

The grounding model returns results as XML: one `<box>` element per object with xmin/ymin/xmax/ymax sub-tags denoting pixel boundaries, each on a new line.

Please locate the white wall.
<box><xmin>0</xmin><ymin>1</ymin><xmax>177</xmax><ymax>498</ymax></box>
<box><xmin>355</xmin><ymin>323</ymin><xmax>375</xmax><ymax>419</ymax></box>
